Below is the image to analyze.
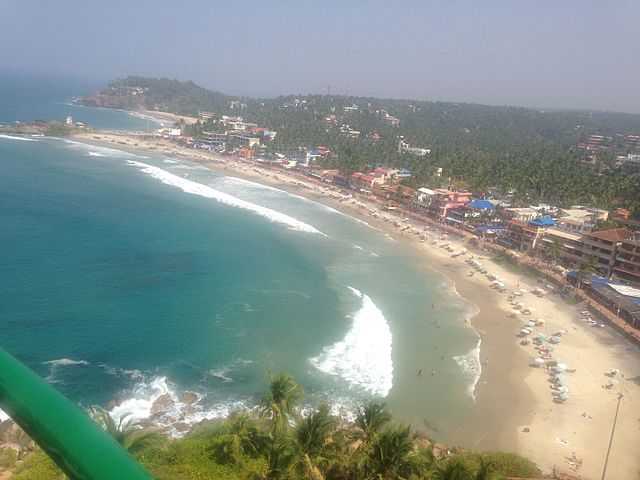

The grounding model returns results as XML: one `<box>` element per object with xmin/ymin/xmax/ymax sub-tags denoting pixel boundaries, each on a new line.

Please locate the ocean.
<box><xmin>0</xmin><ymin>74</ymin><xmax>480</xmax><ymax>440</ymax></box>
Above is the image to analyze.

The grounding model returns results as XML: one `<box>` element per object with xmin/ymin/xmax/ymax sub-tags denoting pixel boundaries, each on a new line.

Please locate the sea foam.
<box><xmin>63</xmin><ymin>139</ymin><xmax>147</xmax><ymax>159</ymax></box>
<box><xmin>453</xmin><ymin>337</ymin><xmax>482</xmax><ymax>401</ymax></box>
<box><xmin>109</xmin><ymin>376</ymin><xmax>248</xmax><ymax>437</ymax></box>
<box><xmin>43</xmin><ymin>358</ymin><xmax>90</xmax><ymax>367</ymax></box>
<box><xmin>0</xmin><ymin>134</ymin><xmax>39</xmax><ymax>142</ymax></box>
<box><xmin>0</xmin><ymin>409</ymin><xmax>9</xmax><ymax>422</ymax></box>
<box><xmin>43</xmin><ymin>358</ymin><xmax>90</xmax><ymax>384</ymax></box>
<box><xmin>224</xmin><ymin>176</ymin><xmax>375</xmax><ymax>229</ymax></box>
<box><xmin>310</xmin><ymin>287</ymin><xmax>393</xmax><ymax>397</ymax></box>
<box><xmin>128</xmin><ymin>161</ymin><xmax>327</xmax><ymax>236</ymax></box>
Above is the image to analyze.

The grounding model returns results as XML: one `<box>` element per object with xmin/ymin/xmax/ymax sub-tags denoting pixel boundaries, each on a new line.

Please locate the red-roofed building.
<box><xmin>371</xmin><ymin>167</ymin><xmax>399</xmax><ymax>184</ymax></box>
<box><xmin>350</xmin><ymin>172</ymin><xmax>382</xmax><ymax>191</ymax></box>
<box><xmin>427</xmin><ymin>189</ymin><xmax>472</xmax><ymax>220</ymax></box>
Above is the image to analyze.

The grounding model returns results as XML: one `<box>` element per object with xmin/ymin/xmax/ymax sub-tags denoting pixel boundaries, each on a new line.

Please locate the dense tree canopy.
<box><xmin>87</xmin><ymin>77</ymin><xmax>640</xmax><ymax>215</ymax></box>
<box><xmin>9</xmin><ymin>374</ymin><xmax>541</xmax><ymax>480</ymax></box>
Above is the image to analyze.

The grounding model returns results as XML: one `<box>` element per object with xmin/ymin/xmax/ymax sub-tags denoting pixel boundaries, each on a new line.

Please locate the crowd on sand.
<box><xmin>71</xmin><ymin>130</ymin><xmax>640</xmax><ymax>480</ymax></box>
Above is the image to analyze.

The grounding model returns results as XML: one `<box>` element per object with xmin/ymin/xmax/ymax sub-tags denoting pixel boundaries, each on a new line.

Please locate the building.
<box><xmin>398</xmin><ymin>138</ymin><xmax>430</xmax><ymax>156</ymax></box>
<box><xmin>500</xmin><ymin>216</ymin><xmax>555</xmax><ymax>251</ymax></box>
<box><xmin>502</xmin><ymin>207</ymin><xmax>540</xmax><ymax>223</ymax></box>
<box><xmin>540</xmin><ymin>228</ymin><xmax>584</xmax><ymax>266</ymax></box>
<box><xmin>396</xmin><ymin>168</ymin><xmax>412</xmax><ymax>179</ymax></box>
<box><xmin>568</xmin><ymin>273</ymin><xmax>640</xmax><ymax>329</ymax></box>
<box><xmin>350</xmin><ymin>172</ymin><xmax>382</xmax><ymax>191</ymax></box>
<box><xmin>371</xmin><ymin>167</ymin><xmax>399</xmax><ymax>184</ymax></box>
<box><xmin>555</xmin><ymin>207</ymin><xmax>608</xmax><ymax>233</ymax></box>
<box><xmin>428</xmin><ymin>189</ymin><xmax>472</xmax><ymax>220</ymax></box>
<box><xmin>614</xmin><ymin>231</ymin><xmax>640</xmax><ymax>285</ymax></box>
<box><xmin>339</xmin><ymin>124</ymin><xmax>361</xmax><ymax>138</ymax></box>
<box><xmin>414</xmin><ymin>187</ymin><xmax>436</xmax><ymax>211</ymax></box>
<box><xmin>198</xmin><ymin>111</ymin><xmax>216</xmax><ymax>121</ymax></box>
<box><xmin>579</xmin><ymin>228</ymin><xmax>630</xmax><ymax>277</ymax></box>
<box><xmin>383</xmin><ymin>114</ymin><xmax>400</xmax><ymax>127</ymax></box>
<box><xmin>227</xmin><ymin>134</ymin><xmax>260</xmax><ymax>148</ymax></box>
<box><xmin>156</xmin><ymin>127</ymin><xmax>181</xmax><ymax>137</ymax></box>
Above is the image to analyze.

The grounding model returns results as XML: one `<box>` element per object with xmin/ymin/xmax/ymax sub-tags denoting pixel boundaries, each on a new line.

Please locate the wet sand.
<box><xmin>71</xmin><ymin>131</ymin><xmax>640</xmax><ymax>479</ymax></box>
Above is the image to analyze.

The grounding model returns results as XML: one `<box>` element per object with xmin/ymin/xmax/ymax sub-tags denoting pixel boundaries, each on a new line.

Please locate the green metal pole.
<box><xmin>0</xmin><ymin>348</ymin><xmax>152</xmax><ymax>480</ymax></box>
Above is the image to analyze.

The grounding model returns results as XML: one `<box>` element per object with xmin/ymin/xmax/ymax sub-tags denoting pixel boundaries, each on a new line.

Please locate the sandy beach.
<box><xmin>71</xmin><ymin>130</ymin><xmax>640</xmax><ymax>479</ymax></box>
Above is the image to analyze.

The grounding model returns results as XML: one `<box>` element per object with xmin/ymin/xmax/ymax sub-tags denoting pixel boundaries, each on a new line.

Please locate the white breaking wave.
<box><xmin>43</xmin><ymin>358</ymin><xmax>90</xmax><ymax>384</ymax></box>
<box><xmin>224</xmin><ymin>176</ymin><xmax>375</xmax><ymax>229</ymax></box>
<box><xmin>453</xmin><ymin>337</ymin><xmax>482</xmax><ymax>401</ymax></box>
<box><xmin>209</xmin><ymin>368</ymin><xmax>233</xmax><ymax>383</ymax></box>
<box><xmin>352</xmin><ymin>244</ymin><xmax>379</xmax><ymax>257</ymax></box>
<box><xmin>0</xmin><ymin>134</ymin><xmax>39</xmax><ymax>142</ymax></box>
<box><xmin>170</xmin><ymin>163</ymin><xmax>209</xmax><ymax>171</ymax></box>
<box><xmin>63</xmin><ymin>139</ymin><xmax>148</xmax><ymax>159</ymax></box>
<box><xmin>128</xmin><ymin>161</ymin><xmax>327</xmax><ymax>236</ymax></box>
<box><xmin>43</xmin><ymin>358</ymin><xmax>90</xmax><ymax>367</ymax></box>
<box><xmin>0</xmin><ymin>409</ymin><xmax>9</xmax><ymax>422</ymax></box>
<box><xmin>98</xmin><ymin>363</ymin><xmax>144</xmax><ymax>380</ymax></box>
<box><xmin>310</xmin><ymin>287</ymin><xmax>393</xmax><ymax>397</ymax></box>
<box><xmin>109</xmin><ymin>376</ymin><xmax>248</xmax><ymax>437</ymax></box>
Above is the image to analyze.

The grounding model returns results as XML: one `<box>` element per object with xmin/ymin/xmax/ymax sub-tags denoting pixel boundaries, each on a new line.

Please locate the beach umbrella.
<box><xmin>553</xmin><ymin>374</ymin><xmax>567</xmax><ymax>385</ymax></box>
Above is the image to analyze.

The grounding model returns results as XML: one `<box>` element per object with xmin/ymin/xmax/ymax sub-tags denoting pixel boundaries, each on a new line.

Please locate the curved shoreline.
<box><xmin>66</xmin><ymin>131</ymin><xmax>532</xmax><ymax>444</ymax></box>
<box><xmin>67</xmin><ymin>131</ymin><xmax>640</xmax><ymax>479</ymax></box>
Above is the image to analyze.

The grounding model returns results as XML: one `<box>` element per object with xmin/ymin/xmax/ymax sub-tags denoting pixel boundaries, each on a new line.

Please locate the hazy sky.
<box><xmin>2</xmin><ymin>1</ymin><xmax>639</xmax><ymax>113</ymax></box>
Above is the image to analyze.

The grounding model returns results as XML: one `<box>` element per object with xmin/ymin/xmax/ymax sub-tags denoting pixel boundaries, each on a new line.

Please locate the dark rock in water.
<box><xmin>151</xmin><ymin>393</ymin><xmax>174</xmax><ymax>415</ymax></box>
<box><xmin>181</xmin><ymin>392</ymin><xmax>199</xmax><ymax>405</ymax></box>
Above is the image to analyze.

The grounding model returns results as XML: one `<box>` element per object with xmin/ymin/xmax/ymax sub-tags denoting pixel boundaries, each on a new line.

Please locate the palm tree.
<box><xmin>366</xmin><ymin>425</ymin><xmax>417</xmax><ymax>479</ymax></box>
<box><xmin>354</xmin><ymin>401</ymin><xmax>391</xmax><ymax>446</ymax></box>
<box><xmin>293</xmin><ymin>403</ymin><xmax>336</xmax><ymax>480</ymax></box>
<box><xmin>260</xmin><ymin>435</ymin><xmax>296</xmax><ymax>480</ymax></box>
<box><xmin>214</xmin><ymin>412</ymin><xmax>266</xmax><ymax>465</ymax></box>
<box><xmin>432</xmin><ymin>457</ymin><xmax>474</xmax><ymax>480</ymax></box>
<box><xmin>260</xmin><ymin>373</ymin><xmax>303</xmax><ymax>433</ymax></box>
<box><xmin>473</xmin><ymin>457</ymin><xmax>495</xmax><ymax>480</ymax></box>
<box><xmin>89</xmin><ymin>406</ymin><xmax>163</xmax><ymax>455</ymax></box>
<box><xmin>577</xmin><ymin>254</ymin><xmax>599</xmax><ymax>288</ymax></box>
<box><xmin>548</xmin><ymin>238</ymin><xmax>562</xmax><ymax>266</ymax></box>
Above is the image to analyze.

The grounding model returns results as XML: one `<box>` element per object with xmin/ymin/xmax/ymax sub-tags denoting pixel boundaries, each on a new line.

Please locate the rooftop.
<box><xmin>586</xmin><ymin>228</ymin><xmax>632</xmax><ymax>243</ymax></box>
<box><xmin>544</xmin><ymin>228</ymin><xmax>583</xmax><ymax>242</ymax></box>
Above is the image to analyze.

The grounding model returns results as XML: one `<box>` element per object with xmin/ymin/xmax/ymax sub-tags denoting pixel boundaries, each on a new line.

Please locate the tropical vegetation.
<box><xmin>5</xmin><ymin>373</ymin><xmax>540</xmax><ymax>479</ymax></box>
<box><xmin>83</xmin><ymin>76</ymin><xmax>640</xmax><ymax>215</ymax></box>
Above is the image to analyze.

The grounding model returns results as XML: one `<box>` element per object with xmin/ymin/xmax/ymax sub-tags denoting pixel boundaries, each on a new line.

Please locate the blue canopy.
<box><xmin>469</xmin><ymin>199</ymin><xmax>495</xmax><ymax>210</ymax></box>
<box><xmin>529</xmin><ymin>215</ymin><xmax>556</xmax><ymax>227</ymax></box>
<box><xmin>566</xmin><ymin>271</ymin><xmax>608</xmax><ymax>286</ymax></box>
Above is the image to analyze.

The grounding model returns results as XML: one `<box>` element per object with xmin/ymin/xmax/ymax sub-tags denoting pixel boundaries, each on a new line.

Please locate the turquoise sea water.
<box><xmin>0</xmin><ymin>75</ymin><xmax>479</xmax><ymax>438</ymax></box>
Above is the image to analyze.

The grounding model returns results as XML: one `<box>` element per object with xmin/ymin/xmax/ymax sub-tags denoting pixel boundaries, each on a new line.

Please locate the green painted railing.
<box><xmin>0</xmin><ymin>348</ymin><xmax>152</xmax><ymax>479</ymax></box>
